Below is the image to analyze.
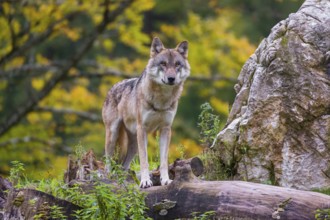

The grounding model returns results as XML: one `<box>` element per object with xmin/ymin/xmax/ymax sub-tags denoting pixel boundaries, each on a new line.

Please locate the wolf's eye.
<box><xmin>175</xmin><ymin>62</ymin><xmax>181</xmax><ymax>67</ymax></box>
<box><xmin>160</xmin><ymin>61</ymin><xmax>167</xmax><ymax>67</ymax></box>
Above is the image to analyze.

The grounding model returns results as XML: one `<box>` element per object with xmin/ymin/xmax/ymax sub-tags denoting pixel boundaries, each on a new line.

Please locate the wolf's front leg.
<box><xmin>159</xmin><ymin>127</ymin><xmax>172</xmax><ymax>186</ymax></box>
<box><xmin>137</xmin><ymin>125</ymin><xmax>153</xmax><ymax>188</ymax></box>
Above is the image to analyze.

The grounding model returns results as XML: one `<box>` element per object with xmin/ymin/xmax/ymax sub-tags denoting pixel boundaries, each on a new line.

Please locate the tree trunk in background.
<box><xmin>212</xmin><ymin>0</ymin><xmax>330</xmax><ymax>189</ymax></box>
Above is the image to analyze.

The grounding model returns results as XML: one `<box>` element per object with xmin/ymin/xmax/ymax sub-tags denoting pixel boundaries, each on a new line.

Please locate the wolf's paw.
<box><xmin>161</xmin><ymin>178</ymin><xmax>172</xmax><ymax>186</ymax></box>
<box><xmin>140</xmin><ymin>178</ymin><xmax>153</xmax><ymax>188</ymax></box>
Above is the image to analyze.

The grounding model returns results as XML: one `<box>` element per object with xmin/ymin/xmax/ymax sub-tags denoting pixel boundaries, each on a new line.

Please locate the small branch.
<box><xmin>0</xmin><ymin>60</ymin><xmax>101</xmax><ymax>79</ymax></box>
<box><xmin>68</xmin><ymin>69</ymin><xmax>135</xmax><ymax>79</ymax></box>
<box><xmin>0</xmin><ymin>59</ymin><xmax>98</xmax><ymax>79</ymax></box>
<box><xmin>0</xmin><ymin>63</ymin><xmax>62</xmax><ymax>79</ymax></box>
<box><xmin>34</xmin><ymin>106</ymin><xmax>101</xmax><ymax>122</ymax></box>
<box><xmin>0</xmin><ymin>136</ymin><xmax>57</xmax><ymax>148</ymax></box>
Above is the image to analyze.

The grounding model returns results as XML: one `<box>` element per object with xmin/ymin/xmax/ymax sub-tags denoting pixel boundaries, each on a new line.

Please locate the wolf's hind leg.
<box><xmin>104</xmin><ymin>118</ymin><xmax>122</xmax><ymax>172</ymax></box>
<box><xmin>122</xmin><ymin>133</ymin><xmax>138</xmax><ymax>170</ymax></box>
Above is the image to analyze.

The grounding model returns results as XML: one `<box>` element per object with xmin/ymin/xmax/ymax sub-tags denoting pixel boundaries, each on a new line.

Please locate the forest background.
<box><xmin>0</xmin><ymin>0</ymin><xmax>303</xmax><ymax>179</ymax></box>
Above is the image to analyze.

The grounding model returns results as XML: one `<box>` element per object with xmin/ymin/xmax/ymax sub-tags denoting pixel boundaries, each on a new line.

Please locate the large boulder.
<box><xmin>213</xmin><ymin>0</ymin><xmax>330</xmax><ymax>190</ymax></box>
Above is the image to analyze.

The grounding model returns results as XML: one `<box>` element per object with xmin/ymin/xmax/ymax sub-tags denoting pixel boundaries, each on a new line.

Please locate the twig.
<box><xmin>0</xmin><ymin>136</ymin><xmax>57</xmax><ymax>148</ymax></box>
<box><xmin>0</xmin><ymin>63</ymin><xmax>61</xmax><ymax>79</ymax></box>
<box><xmin>34</xmin><ymin>106</ymin><xmax>101</xmax><ymax>122</ymax></box>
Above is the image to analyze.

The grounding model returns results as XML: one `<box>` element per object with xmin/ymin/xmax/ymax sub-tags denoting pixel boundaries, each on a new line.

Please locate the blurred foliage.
<box><xmin>0</xmin><ymin>0</ymin><xmax>303</xmax><ymax>179</ymax></box>
<box><xmin>198</xmin><ymin>103</ymin><xmax>221</xmax><ymax>147</ymax></box>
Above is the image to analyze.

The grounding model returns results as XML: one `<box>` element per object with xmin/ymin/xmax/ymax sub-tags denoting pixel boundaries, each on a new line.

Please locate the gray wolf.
<box><xmin>102</xmin><ymin>37</ymin><xmax>190</xmax><ymax>188</ymax></box>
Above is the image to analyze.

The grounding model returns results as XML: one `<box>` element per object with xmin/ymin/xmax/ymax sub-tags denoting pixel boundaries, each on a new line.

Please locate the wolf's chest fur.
<box><xmin>140</xmin><ymin>85</ymin><xmax>180</xmax><ymax>132</ymax></box>
<box><xmin>116</xmin><ymin>73</ymin><xmax>182</xmax><ymax>134</ymax></box>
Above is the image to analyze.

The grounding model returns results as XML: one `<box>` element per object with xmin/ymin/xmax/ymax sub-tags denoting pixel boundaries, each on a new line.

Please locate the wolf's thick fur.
<box><xmin>102</xmin><ymin>37</ymin><xmax>190</xmax><ymax>188</ymax></box>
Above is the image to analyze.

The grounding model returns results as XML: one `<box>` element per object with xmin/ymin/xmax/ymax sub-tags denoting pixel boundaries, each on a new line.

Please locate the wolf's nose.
<box><xmin>168</xmin><ymin>77</ymin><xmax>175</xmax><ymax>83</ymax></box>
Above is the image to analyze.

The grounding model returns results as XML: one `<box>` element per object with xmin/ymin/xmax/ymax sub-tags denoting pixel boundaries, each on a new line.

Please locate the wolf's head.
<box><xmin>146</xmin><ymin>37</ymin><xmax>190</xmax><ymax>86</ymax></box>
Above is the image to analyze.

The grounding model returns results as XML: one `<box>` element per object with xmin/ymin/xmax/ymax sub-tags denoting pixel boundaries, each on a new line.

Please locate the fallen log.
<box><xmin>62</xmin><ymin>149</ymin><xmax>330</xmax><ymax>219</ymax></box>
<box><xmin>2</xmin><ymin>163</ymin><xmax>330</xmax><ymax>219</ymax></box>
<box><xmin>143</xmin><ymin>164</ymin><xmax>330</xmax><ymax>220</ymax></box>
<box><xmin>0</xmin><ymin>176</ymin><xmax>12</xmax><ymax>219</ymax></box>
<box><xmin>3</xmin><ymin>188</ymin><xmax>81</xmax><ymax>220</ymax></box>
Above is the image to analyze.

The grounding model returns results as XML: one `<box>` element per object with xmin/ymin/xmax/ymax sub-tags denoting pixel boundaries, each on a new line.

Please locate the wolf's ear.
<box><xmin>150</xmin><ymin>37</ymin><xmax>164</xmax><ymax>58</ymax></box>
<box><xmin>176</xmin><ymin>41</ymin><xmax>188</xmax><ymax>58</ymax></box>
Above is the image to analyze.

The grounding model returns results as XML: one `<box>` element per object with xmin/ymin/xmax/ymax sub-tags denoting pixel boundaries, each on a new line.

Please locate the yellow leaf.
<box><xmin>12</xmin><ymin>20</ymin><xmax>21</xmax><ymax>34</ymax></box>
<box><xmin>61</xmin><ymin>27</ymin><xmax>81</xmax><ymax>41</ymax></box>
<box><xmin>27</xmin><ymin>112</ymin><xmax>39</xmax><ymax>124</ymax></box>
<box><xmin>2</xmin><ymin>3</ymin><xmax>11</xmax><ymax>15</ymax></box>
<box><xmin>41</xmin><ymin>112</ymin><xmax>52</xmax><ymax>121</ymax></box>
<box><xmin>4</xmin><ymin>56</ymin><xmax>25</xmax><ymax>69</ymax></box>
<box><xmin>32</xmin><ymin>78</ymin><xmax>44</xmax><ymax>91</ymax></box>
<box><xmin>36</xmin><ymin>54</ymin><xmax>49</xmax><ymax>65</ymax></box>
<box><xmin>102</xmin><ymin>39</ymin><xmax>113</xmax><ymax>51</ymax></box>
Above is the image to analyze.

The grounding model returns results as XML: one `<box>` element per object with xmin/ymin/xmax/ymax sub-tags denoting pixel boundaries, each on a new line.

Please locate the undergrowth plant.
<box><xmin>191</xmin><ymin>210</ymin><xmax>216</xmax><ymax>220</ymax></box>
<box><xmin>9</xmin><ymin>160</ymin><xmax>25</xmax><ymax>186</ymax></box>
<box><xmin>200</xmin><ymin>148</ymin><xmax>228</xmax><ymax>181</ymax></box>
<box><xmin>67</xmin><ymin>148</ymin><xmax>151</xmax><ymax>220</ymax></box>
<box><xmin>49</xmin><ymin>205</ymin><xmax>67</xmax><ymax>220</ymax></box>
<box><xmin>8</xmin><ymin>145</ymin><xmax>151</xmax><ymax>220</ymax></box>
<box><xmin>315</xmin><ymin>208</ymin><xmax>330</xmax><ymax>220</ymax></box>
<box><xmin>70</xmin><ymin>181</ymin><xmax>149</xmax><ymax>220</ymax></box>
<box><xmin>177</xmin><ymin>144</ymin><xmax>186</xmax><ymax>160</ymax></box>
<box><xmin>198</xmin><ymin>102</ymin><xmax>221</xmax><ymax>147</ymax></box>
<box><xmin>32</xmin><ymin>204</ymin><xmax>67</xmax><ymax>220</ymax></box>
<box><xmin>314</xmin><ymin>189</ymin><xmax>330</xmax><ymax>220</ymax></box>
<box><xmin>197</xmin><ymin>103</ymin><xmax>227</xmax><ymax>181</ymax></box>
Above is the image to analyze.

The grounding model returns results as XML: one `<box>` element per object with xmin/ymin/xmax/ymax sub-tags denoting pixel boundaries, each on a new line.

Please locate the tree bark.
<box><xmin>143</xmin><ymin>164</ymin><xmax>330</xmax><ymax>219</ymax></box>
<box><xmin>0</xmin><ymin>176</ymin><xmax>12</xmax><ymax>219</ymax></box>
<box><xmin>3</xmin><ymin>189</ymin><xmax>81</xmax><ymax>220</ymax></box>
